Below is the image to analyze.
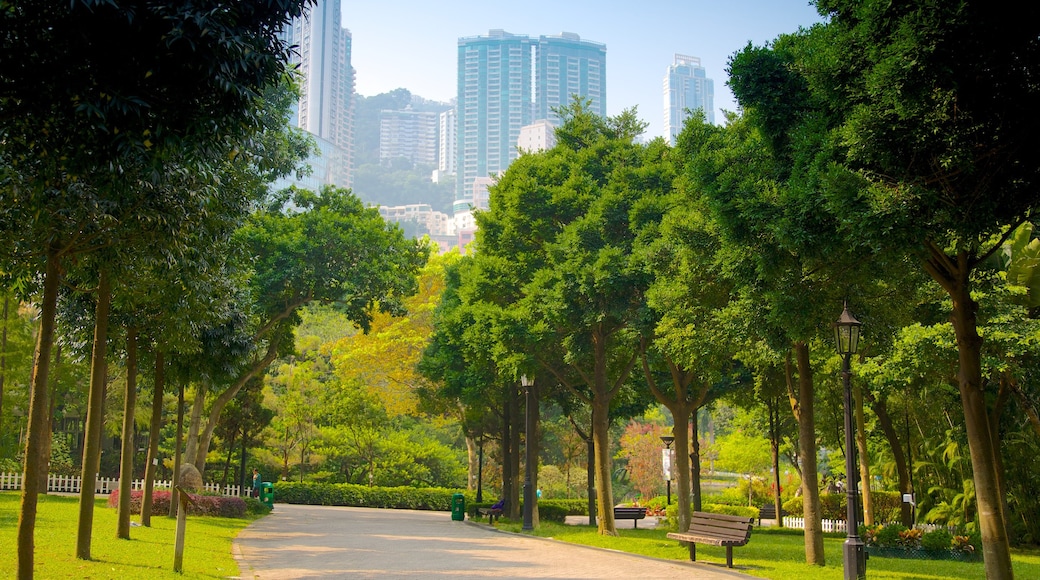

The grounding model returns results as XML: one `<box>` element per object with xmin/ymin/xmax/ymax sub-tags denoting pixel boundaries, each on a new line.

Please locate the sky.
<box><xmin>343</xmin><ymin>1</ymin><xmax>826</xmax><ymax>141</ymax></box>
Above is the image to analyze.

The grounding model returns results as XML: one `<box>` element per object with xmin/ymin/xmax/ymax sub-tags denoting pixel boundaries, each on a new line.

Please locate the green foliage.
<box><xmin>922</xmin><ymin>528</ymin><xmax>954</xmax><ymax>551</ymax></box>
<box><xmin>273</xmin><ymin>481</ymin><xmax>469</xmax><ymax>511</ymax></box>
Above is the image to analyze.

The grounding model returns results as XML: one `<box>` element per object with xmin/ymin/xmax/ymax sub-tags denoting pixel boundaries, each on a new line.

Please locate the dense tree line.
<box><xmin>416</xmin><ymin>4</ymin><xmax>1040</xmax><ymax>580</ymax></box>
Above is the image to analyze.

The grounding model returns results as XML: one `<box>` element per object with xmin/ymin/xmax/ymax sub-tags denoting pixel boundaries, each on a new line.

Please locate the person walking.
<box><xmin>252</xmin><ymin>468</ymin><xmax>262</xmax><ymax>498</ymax></box>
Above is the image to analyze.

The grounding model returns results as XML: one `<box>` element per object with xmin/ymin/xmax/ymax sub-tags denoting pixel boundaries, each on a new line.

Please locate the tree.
<box><xmin>756</xmin><ymin>3</ymin><xmax>1040</xmax><ymax>575</ymax></box>
<box><xmin>1</xmin><ymin>2</ymin><xmax>312</xmax><ymax>574</ymax></box>
<box><xmin>183</xmin><ymin>186</ymin><xmax>427</xmax><ymax>477</ymax></box>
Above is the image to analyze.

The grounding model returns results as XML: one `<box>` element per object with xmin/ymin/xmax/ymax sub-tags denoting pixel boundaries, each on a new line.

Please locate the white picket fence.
<box><xmin>782</xmin><ymin>516</ymin><xmax>953</xmax><ymax>534</ymax></box>
<box><xmin>0</xmin><ymin>472</ymin><xmax>244</xmax><ymax>497</ymax></box>
<box><xmin>783</xmin><ymin>516</ymin><xmax>848</xmax><ymax>532</ymax></box>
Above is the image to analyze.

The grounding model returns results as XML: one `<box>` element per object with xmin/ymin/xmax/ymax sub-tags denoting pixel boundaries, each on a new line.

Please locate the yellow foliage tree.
<box><xmin>329</xmin><ymin>250</ymin><xmax>460</xmax><ymax>416</ymax></box>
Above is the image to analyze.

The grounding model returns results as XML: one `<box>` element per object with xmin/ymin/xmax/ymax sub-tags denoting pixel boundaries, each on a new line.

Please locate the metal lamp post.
<box><xmin>660</xmin><ymin>435</ymin><xmax>675</xmax><ymax>505</ymax></box>
<box><xmin>834</xmin><ymin>303</ymin><xmax>866</xmax><ymax>580</ymax></box>
<box><xmin>521</xmin><ymin>375</ymin><xmax>535</xmax><ymax>531</ymax></box>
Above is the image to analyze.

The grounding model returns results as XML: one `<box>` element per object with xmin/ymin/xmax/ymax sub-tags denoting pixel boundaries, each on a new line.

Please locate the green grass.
<box><xmin>496</xmin><ymin>520</ymin><xmax>1040</xmax><ymax>580</ymax></box>
<box><xmin>0</xmin><ymin>492</ymin><xmax>252</xmax><ymax>579</ymax></box>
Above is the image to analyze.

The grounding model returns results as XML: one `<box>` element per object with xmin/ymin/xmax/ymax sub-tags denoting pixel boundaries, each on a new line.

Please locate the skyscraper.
<box><xmin>456</xmin><ymin>30</ymin><xmax>534</xmax><ymax>198</ymax></box>
<box><xmin>663</xmin><ymin>54</ymin><xmax>714</xmax><ymax>145</ymax></box>
<box><xmin>536</xmin><ymin>33</ymin><xmax>606</xmax><ymax>125</ymax></box>
<box><xmin>438</xmin><ymin>108</ymin><xmax>457</xmax><ymax>177</ymax></box>
<box><xmin>282</xmin><ymin>0</ymin><xmax>355</xmax><ymax>187</ymax></box>
<box><xmin>379</xmin><ymin>108</ymin><xmax>439</xmax><ymax>167</ymax></box>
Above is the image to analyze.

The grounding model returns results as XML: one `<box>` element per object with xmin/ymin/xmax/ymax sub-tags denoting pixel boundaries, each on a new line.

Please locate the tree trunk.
<box><xmin>790</xmin><ymin>342</ymin><xmax>825</xmax><ymax>566</ymax></box>
<box><xmin>17</xmin><ymin>248</ymin><xmax>61</xmax><ymax>580</ymax></box>
<box><xmin>191</xmin><ymin>342</ymin><xmax>280</xmax><ymax>476</ymax></box>
<box><xmin>691</xmin><ymin>409</ymin><xmax>702</xmax><ymax>513</ymax></box>
<box><xmin>592</xmin><ymin>389</ymin><xmax>615</xmax><ymax>535</ymax></box>
<box><xmin>465</xmin><ymin>433</ymin><xmax>476</xmax><ymax>491</ymax></box>
<box><xmin>768</xmin><ymin>397</ymin><xmax>783</xmax><ymax>528</ymax></box>
<box><xmin>854</xmin><ymin>384</ymin><xmax>873</xmax><ymax>526</ymax></box>
<box><xmin>530</xmin><ymin>380</ymin><xmax>541</xmax><ymax>527</ymax></box>
<box><xmin>508</xmin><ymin>386</ymin><xmax>522</xmax><ymax>520</ymax></box>
<box><xmin>38</xmin><ymin>343</ymin><xmax>61</xmax><ymax>491</ymax></box>
<box><xmin>76</xmin><ymin>267</ymin><xmax>112</xmax><ymax>561</ymax></box>
<box><xmin>671</xmin><ymin>406</ymin><xmax>692</xmax><ymax>532</ymax></box>
<box><xmin>183</xmin><ymin>382</ymin><xmax>207</xmax><ymax>471</ymax></box>
<box><xmin>0</xmin><ymin>295</ymin><xmax>7</xmax><ymax>440</ymax></box>
<box><xmin>169</xmin><ymin>380</ymin><xmax>184</xmax><ymax>518</ymax></box>
<box><xmin>931</xmin><ymin>250</ymin><xmax>1013</xmax><ymax>579</ymax></box>
<box><xmin>117</xmin><ymin>327</ymin><xmax>138</xmax><ymax>539</ymax></box>
<box><xmin>587</xmin><ymin>433</ymin><xmax>596</xmax><ymax>526</ymax></box>
<box><xmin>869</xmin><ymin>392</ymin><xmax>913</xmax><ymax>525</ymax></box>
<box><xmin>500</xmin><ymin>385</ymin><xmax>514</xmax><ymax>516</ymax></box>
<box><xmin>141</xmin><ymin>350</ymin><xmax>165</xmax><ymax>527</ymax></box>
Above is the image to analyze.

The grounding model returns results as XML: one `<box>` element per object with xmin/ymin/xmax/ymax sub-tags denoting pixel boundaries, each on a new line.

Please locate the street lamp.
<box><xmin>834</xmin><ymin>303</ymin><xmax>866</xmax><ymax>580</ymax></box>
<box><xmin>521</xmin><ymin>375</ymin><xmax>535</xmax><ymax>531</ymax></box>
<box><xmin>660</xmin><ymin>435</ymin><xmax>675</xmax><ymax>505</ymax></box>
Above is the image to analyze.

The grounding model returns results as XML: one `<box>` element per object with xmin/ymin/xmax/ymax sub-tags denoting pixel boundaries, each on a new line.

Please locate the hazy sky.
<box><xmin>343</xmin><ymin>1</ymin><xmax>825</xmax><ymax>140</ymax></box>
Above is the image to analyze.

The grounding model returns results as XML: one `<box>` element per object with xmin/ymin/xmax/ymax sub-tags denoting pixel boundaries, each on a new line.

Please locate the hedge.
<box><xmin>107</xmin><ymin>490</ymin><xmax>250</xmax><ymax>518</ymax></box>
<box><xmin>273</xmin><ymin>481</ymin><xmax>472</xmax><ymax>511</ymax></box>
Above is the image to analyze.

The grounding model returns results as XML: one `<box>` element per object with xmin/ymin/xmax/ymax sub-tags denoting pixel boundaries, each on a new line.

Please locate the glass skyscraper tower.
<box><xmin>664</xmin><ymin>54</ymin><xmax>714</xmax><ymax>145</ymax></box>
<box><xmin>536</xmin><ymin>33</ymin><xmax>606</xmax><ymax>126</ymax></box>
<box><xmin>456</xmin><ymin>30</ymin><xmax>534</xmax><ymax>199</ymax></box>
<box><xmin>281</xmin><ymin>0</ymin><xmax>355</xmax><ymax>188</ymax></box>
<box><xmin>456</xmin><ymin>30</ymin><xmax>606</xmax><ymax>199</ymax></box>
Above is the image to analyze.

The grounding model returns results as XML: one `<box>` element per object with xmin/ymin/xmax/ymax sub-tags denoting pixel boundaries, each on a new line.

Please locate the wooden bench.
<box><xmin>666</xmin><ymin>511</ymin><xmax>753</xmax><ymax>568</ymax></box>
<box><xmin>476</xmin><ymin>507</ymin><xmax>502</xmax><ymax>523</ymax></box>
<box><xmin>613</xmin><ymin>506</ymin><xmax>648</xmax><ymax>528</ymax></box>
<box><xmin>757</xmin><ymin>503</ymin><xmax>787</xmax><ymax>525</ymax></box>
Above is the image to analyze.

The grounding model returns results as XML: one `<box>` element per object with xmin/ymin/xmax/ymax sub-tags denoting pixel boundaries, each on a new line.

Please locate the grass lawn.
<box><xmin>497</xmin><ymin>519</ymin><xmax>1040</xmax><ymax>580</ymax></box>
<box><xmin>0</xmin><ymin>491</ymin><xmax>252</xmax><ymax>579</ymax></box>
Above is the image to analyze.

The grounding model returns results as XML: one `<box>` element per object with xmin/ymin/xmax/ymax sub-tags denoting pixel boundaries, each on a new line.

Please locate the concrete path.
<box><xmin>233</xmin><ymin>504</ymin><xmax>756</xmax><ymax>579</ymax></box>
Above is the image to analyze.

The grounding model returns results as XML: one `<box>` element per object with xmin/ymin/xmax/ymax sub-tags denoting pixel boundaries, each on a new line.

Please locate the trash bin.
<box><xmin>260</xmin><ymin>482</ymin><xmax>274</xmax><ymax>508</ymax></box>
<box><xmin>451</xmin><ymin>493</ymin><xmax>465</xmax><ymax>521</ymax></box>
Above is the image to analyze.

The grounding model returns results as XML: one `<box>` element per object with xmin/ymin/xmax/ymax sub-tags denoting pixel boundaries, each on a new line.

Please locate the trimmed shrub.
<box><xmin>702</xmin><ymin>503</ymin><xmax>758</xmax><ymax>518</ymax></box>
<box><xmin>273</xmin><ymin>481</ymin><xmax>471</xmax><ymax>511</ymax></box>
<box><xmin>107</xmin><ymin>490</ymin><xmax>247</xmax><ymax>518</ymax></box>
<box><xmin>922</xmin><ymin>528</ymin><xmax>954</xmax><ymax>551</ymax></box>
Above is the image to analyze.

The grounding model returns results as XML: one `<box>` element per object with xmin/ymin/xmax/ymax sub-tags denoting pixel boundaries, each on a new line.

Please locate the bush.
<box><xmin>702</xmin><ymin>503</ymin><xmax>758</xmax><ymax>518</ymax></box>
<box><xmin>539</xmin><ymin>498</ymin><xmax>588</xmax><ymax>516</ymax></box>
<box><xmin>107</xmin><ymin>490</ymin><xmax>247</xmax><ymax>518</ymax></box>
<box><xmin>922</xmin><ymin>528</ymin><xmax>954</xmax><ymax>551</ymax></box>
<box><xmin>274</xmin><ymin>481</ymin><xmax>469</xmax><ymax>511</ymax></box>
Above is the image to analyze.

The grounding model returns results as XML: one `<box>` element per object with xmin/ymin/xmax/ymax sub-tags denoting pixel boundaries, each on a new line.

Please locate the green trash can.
<box><xmin>451</xmin><ymin>493</ymin><xmax>465</xmax><ymax>521</ymax></box>
<box><xmin>260</xmin><ymin>482</ymin><xmax>274</xmax><ymax>508</ymax></box>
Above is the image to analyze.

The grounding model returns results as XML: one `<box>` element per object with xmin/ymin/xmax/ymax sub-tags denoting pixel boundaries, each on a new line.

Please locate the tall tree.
<box><xmin>752</xmin><ymin>2</ymin><xmax>1040</xmax><ymax>575</ymax></box>
<box><xmin>1</xmin><ymin>2</ymin><xmax>311</xmax><ymax>575</ymax></box>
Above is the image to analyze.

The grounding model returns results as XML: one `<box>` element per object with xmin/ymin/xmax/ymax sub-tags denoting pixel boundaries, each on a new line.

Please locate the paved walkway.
<box><xmin>233</xmin><ymin>504</ymin><xmax>756</xmax><ymax>579</ymax></box>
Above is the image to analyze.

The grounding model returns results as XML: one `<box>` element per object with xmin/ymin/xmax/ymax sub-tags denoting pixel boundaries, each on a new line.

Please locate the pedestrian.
<box><xmin>252</xmin><ymin>468</ymin><xmax>262</xmax><ymax>498</ymax></box>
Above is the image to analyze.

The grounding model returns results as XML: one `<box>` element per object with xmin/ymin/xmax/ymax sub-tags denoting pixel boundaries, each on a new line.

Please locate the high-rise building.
<box><xmin>536</xmin><ymin>33</ymin><xmax>606</xmax><ymax>125</ymax></box>
<box><xmin>456</xmin><ymin>30</ymin><xmax>535</xmax><ymax>199</ymax></box>
<box><xmin>379</xmin><ymin>108</ymin><xmax>439</xmax><ymax>166</ymax></box>
<box><xmin>438</xmin><ymin>107</ymin><xmax>457</xmax><ymax>176</ymax></box>
<box><xmin>663</xmin><ymin>54</ymin><xmax>714</xmax><ymax>145</ymax></box>
<box><xmin>281</xmin><ymin>0</ymin><xmax>355</xmax><ymax>187</ymax></box>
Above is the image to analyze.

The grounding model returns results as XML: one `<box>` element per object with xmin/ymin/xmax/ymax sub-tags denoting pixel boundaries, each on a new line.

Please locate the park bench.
<box><xmin>757</xmin><ymin>503</ymin><xmax>787</xmax><ymax>525</ymax></box>
<box><xmin>613</xmin><ymin>506</ymin><xmax>648</xmax><ymax>528</ymax></box>
<box><xmin>666</xmin><ymin>511</ymin><xmax>754</xmax><ymax>568</ymax></box>
<box><xmin>476</xmin><ymin>507</ymin><xmax>502</xmax><ymax>523</ymax></box>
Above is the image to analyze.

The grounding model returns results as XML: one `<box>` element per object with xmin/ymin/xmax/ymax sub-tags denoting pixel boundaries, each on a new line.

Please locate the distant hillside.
<box><xmin>352</xmin><ymin>89</ymin><xmax>454</xmax><ymax>214</ymax></box>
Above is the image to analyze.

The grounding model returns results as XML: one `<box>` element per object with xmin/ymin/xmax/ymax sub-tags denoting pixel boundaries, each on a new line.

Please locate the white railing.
<box><xmin>782</xmin><ymin>516</ymin><xmax>955</xmax><ymax>534</ymax></box>
<box><xmin>783</xmin><ymin>516</ymin><xmax>848</xmax><ymax>532</ymax></box>
<box><xmin>0</xmin><ymin>472</ymin><xmax>243</xmax><ymax>497</ymax></box>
